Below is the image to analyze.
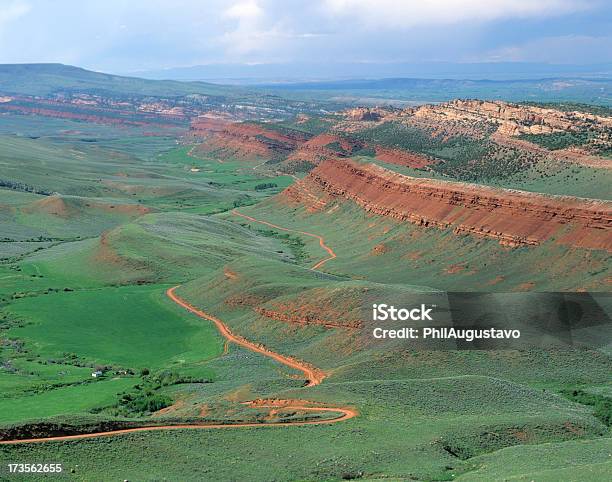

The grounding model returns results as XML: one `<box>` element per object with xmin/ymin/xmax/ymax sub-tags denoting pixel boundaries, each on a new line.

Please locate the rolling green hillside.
<box><xmin>0</xmin><ymin>85</ymin><xmax>610</xmax><ymax>481</ymax></box>
<box><xmin>0</xmin><ymin>63</ymin><xmax>241</xmax><ymax>97</ymax></box>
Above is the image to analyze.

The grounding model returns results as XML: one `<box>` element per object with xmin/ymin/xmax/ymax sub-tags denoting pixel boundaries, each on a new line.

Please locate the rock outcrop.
<box><xmin>189</xmin><ymin>117</ymin><xmax>308</xmax><ymax>161</ymax></box>
<box><xmin>345</xmin><ymin>107</ymin><xmax>390</xmax><ymax>122</ymax></box>
<box><xmin>413</xmin><ymin>99</ymin><xmax>612</xmax><ymax>136</ymax></box>
<box><xmin>283</xmin><ymin>159</ymin><xmax>612</xmax><ymax>250</ymax></box>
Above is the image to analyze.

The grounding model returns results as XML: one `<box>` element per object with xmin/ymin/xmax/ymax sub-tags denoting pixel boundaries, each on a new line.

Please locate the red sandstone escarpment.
<box><xmin>253</xmin><ymin>291</ymin><xmax>362</xmax><ymax>329</ymax></box>
<box><xmin>255</xmin><ymin>307</ymin><xmax>359</xmax><ymax>329</ymax></box>
<box><xmin>374</xmin><ymin>146</ymin><xmax>437</xmax><ymax>169</ymax></box>
<box><xmin>0</xmin><ymin>96</ymin><xmax>186</xmax><ymax>128</ymax></box>
<box><xmin>189</xmin><ymin>117</ymin><xmax>308</xmax><ymax>161</ymax></box>
<box><xmin>0</xmin><ymin>103</ymin><xmax>182</xmax><ymax>128</ymax></box>
<box><xmin>284</xmin><ymin>159</ymin><xmax>612</xmax><ymax>250</ymax></box>
<box><xmin>283</xmin><ymin>133</ymin><xmax>363</xmax><ymax>168</ymax></box>
<box><xmin>414</xmin><ymin>99</ymin><xmax>612</xmax><ymax>136</ymax></box>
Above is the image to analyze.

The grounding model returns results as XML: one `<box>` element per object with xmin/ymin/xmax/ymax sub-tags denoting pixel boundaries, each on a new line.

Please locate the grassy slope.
<box><xmin>7</xmin><ymin>285</ymin><xmax>223</xmax><ymax>369</ymax></box>
<box><xmin>0</xmin><ymin>63</ymin><xmax>236</xmax><ymax>97</ymax></box>
<box><xmin>0</xmin><ymin>376</ymin><xmax>606</xmax><ymax>480</ymax></box>
<box><xmin>0</xmin><ymin>116</ymin><xmax>298</xmax><ymax>433</ymax></box>
<box><xmin>365</xmin><ymin>155</ymin><xmax>612</xmax><ymax>200</ymax></box>
<box><xmin>0</xmin><ymin>283</ymin><xmax>226</xmax><ymax>424</ymax></box>
<box><xmin>234</xmin><ymin>199</ymin><xmax>609</xmax><ymax>291</ymax></box>
<box><xmin>0</xmin><ymin>378</ymin><xmax>136</xmax><ymax>425</ymax></box>
<box><xmin>0</xmin><ymin>110</ymin><xmax>610</xmax><ymax>481</ymax></box>
<box><xmin>457</xmin><ymin>437</ymin><xmax>612</xmax><ymax>481</ymax></box>
<box><xmin>351</xmin><ymin>116</ymin><xmax>612</xmax><ymax>200</ymax></box>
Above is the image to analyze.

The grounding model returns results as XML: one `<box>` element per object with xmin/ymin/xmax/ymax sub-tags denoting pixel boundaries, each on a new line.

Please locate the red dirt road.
<box><xmin>232</xmin><ymin>209</ymin><xmax>336</xmax><ymax>270</ymax></box>
<box><xmin>0</xmin><ymin>288</ymin><xmax>352</xmax><ymax>445</ymax></box>
<box><xmin>167</xmin><ymin>287</ymin><xmax>325</xmax><ymax>387</ymax></box>
<box><xmin>0</xmin><ymin>405</ymin><xmax>356</xmax><ymax>445</ymax></box>
<box><xmin>0</xmin><ymin>214</ymin><xmax>350</xmax><ymax>445</ymax></box>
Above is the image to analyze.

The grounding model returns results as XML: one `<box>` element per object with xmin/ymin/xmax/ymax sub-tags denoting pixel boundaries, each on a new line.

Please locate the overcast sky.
<box><xmin>0</xmin><ymin>0</ymin><xmax>610</xmax><ymax>74</ymax></box>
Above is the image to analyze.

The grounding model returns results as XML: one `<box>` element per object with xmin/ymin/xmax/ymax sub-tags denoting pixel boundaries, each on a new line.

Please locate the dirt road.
<box><xmin>167</xmin><ymin>287</ymin><xmax>325</xmax><ymax>386</ymax></box>
<box><xmin>232</xmin><ymin>209</ymin><xmax>336</xmax><ymax>270</ymax></box>
<box><xmin>0</xmin><ymin>404</ymin><xmax>356</xmax><ymax>445</ymax></box>
<box><xmin>0</xmin><ymin>214</ymin><xmax>351</xmax><ymax>445</ymax></box>
<box><xmin>0</xmin><ymin>287</ymin><xmax>351</xmax><ymax>445</ymax></box>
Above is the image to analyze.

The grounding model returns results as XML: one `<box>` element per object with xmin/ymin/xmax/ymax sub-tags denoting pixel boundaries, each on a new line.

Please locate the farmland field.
<box><xmin>7</xmin><ymin>285</ymin><xmax>224</xmax><ymax>369</ymax></box>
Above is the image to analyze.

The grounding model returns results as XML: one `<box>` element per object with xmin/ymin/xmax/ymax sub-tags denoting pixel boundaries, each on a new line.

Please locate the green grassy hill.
<box><xmin>0</xmin><ymin>94</ymin><xmax>610</xmax><ymax>481</ymax></box>
<box><xmin>0</xmin><ymin>63</ymin><xmax>239</xmax><ymax>97</ymax></box>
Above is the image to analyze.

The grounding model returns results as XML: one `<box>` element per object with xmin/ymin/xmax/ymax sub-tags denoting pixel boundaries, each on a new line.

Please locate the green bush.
<box><xmin>254</xmin><ymin>182</ymin><xmax>278</xmax><ymax>191</ymax></box>
<box><xmin>520</xmin><ymin>131</ymin><xmax>590</xmax><ymax>150</ymax></box>
<box><xmin>119</xmin><ymin>391</ymin><xmax>172</xmax><ymax>414</ymax></box>
<box><xmin>561</xmin><ymin>389</ymin><xmax>612</xmax><ymax>426</ymax></box>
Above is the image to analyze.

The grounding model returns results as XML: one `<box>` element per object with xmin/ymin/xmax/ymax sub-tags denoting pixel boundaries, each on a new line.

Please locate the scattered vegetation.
<box><xmin>0</xmin><ymin>178</ymin><xmax>53</xmax><ymax>196</ymax></box>
<box><xmin>520</xmin><ymin>130</ymin><xmax>591</xmax><ymax>150</ymax></box>
<box><xmin>524</xmin><ymin>101</ymin><xmax>612</xmax><ymax>117</ymax></box>
<box><xmin>354</xmin><ymin>121</ymin><xmax>540</xmax><ymax>181</ymax></box>
<box><xmin>101</xmin><ymin>371</ymin><xmax>210</xmax><ymax>417</ymax></box>
<box><xmin>561</xmin><ymin>388</ymin><xmax>612</xmax><ymax>426</ymax></box>
<box><xmin>254</xmin><ymin>182</ymin><xmax>278</xmax><ymax>190</ymax></box>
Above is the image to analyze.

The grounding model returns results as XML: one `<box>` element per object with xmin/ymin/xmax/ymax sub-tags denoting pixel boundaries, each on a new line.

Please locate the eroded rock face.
<box><xmin>0</xmin><ymin>95</ymin><xmax>189</xmax><ymax>128</ymax></box>
<box><xmin>345</xmin><ymin>107</ymin><xmax>390</xmax><ymax>121</ymax></box>
<box><xmin>189</xmin><ymin>117</ymin><xmax>308</xmax><ymax>160</ymax></box>
<box><xmin>413</xmin><ymin>99</ymin><xmax>612</xmax><ymax>136</ymax></box>
<box><xmin>283</xmin><ymin>133</ymin><xmax>364</xmax><ymax>168</ymax></box>
<box><xmin>284</xmin><ymin>159</ymin><xmax>612</xmax><ymax>250</ymax></box>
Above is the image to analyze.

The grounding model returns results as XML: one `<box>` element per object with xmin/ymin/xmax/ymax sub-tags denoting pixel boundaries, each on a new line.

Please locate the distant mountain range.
<box><xmin>0</xmin><ymin>63</ymin><xmax>610</xmax><ymax>107</ymax></box>
<box><xmin>0</xmin><ymin>63</ymin><xmax>238</xmax><ymax>98</ymax></box>
<box><xmin>0</xmin><ymin>63</ymin><xmax>338</xmax><ymax>121</ymax></box>
<box><xmin>260</xmin><ymin>76</ymin><xmax>612</xmax><ymax>106</ymax></box>
<box><xmin>135</xmin><ymin>61</ymin><xmax>612</xmax><ymax>84</ymax></box>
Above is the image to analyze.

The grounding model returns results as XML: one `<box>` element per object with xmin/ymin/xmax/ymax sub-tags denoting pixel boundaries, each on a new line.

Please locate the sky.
<box><xmin>0</xmin><ymin>0</ymin><xmax>611</xmax><ymax>77</ymax></box>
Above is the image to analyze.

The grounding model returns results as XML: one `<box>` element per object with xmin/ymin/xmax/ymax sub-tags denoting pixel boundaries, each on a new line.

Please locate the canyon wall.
<box><xmin>189</xmin><ymin>117</ymin><xmax>308</xmax><ymax>160</ymax></box>
<box><xmin>283</xmin><ymin>159</ymin><xmax>612</xmax><ymax>250</ymax></box>
<box><xmin>413</xmin><ymin>99</ymin><xmax>612</xmax><ymax>136</ymax></box>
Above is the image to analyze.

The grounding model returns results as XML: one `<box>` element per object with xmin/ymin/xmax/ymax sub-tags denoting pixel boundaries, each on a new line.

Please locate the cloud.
<box><xmin>322</xmin><ymin>0</ymin><xmax>594</xmax><ymax>28</ymax></box>
<box><xmin>219</xmin><ymin>1</ymin><xmax>270</xmax><ymax>56</ymax></box>
<box><xmin>0</xmin><ymin>0</ymin><xmax>608</xmax><ymax>72</ymax></box>
<box><xmin>481</xmin><ymin>34</ymin><xmax>612</xmax><ymax>63</ymax></box>
<box><xmin>0</xmin><ymin>0</ymin><xmax>30</xmax><ymax>30</ymax></box>
<box><xmin>219</xmin><ymin>0</ymin><xmax>325</xmax><ymax>58</ymax></box>
<box><xmin>224</xmin><ymin>0</ymin><xmax>263</xmax><ymax>20</ymax></box>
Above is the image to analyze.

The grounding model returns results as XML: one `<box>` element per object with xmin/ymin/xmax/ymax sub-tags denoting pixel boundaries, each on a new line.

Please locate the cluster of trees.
<box><xmin>254</xmin><ymin>182</ymin><xmax>278</xmax><ymax>191</ymax></box>
<box><xmin>521</xmin><ymin>131</ymin><xmax>591</xmax><ymax>151</ymax></box>
<box><xmin>562</xmin><ymin>388</ymin><xmax>612</xmax><ymax>426</ymax></box>
<box><xmin>0</xmin><ymin>178</ymin><xmax>53</xmax><ymax>195</ymax></box>
<box><xmin>108</xmin><ymin>369</ymin><xmax>210</xmax><ymax>416</ymax></box>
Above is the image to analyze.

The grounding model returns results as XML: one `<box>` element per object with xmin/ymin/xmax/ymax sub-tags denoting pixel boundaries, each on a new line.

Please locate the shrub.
<box><xmin>254</xmin><ymin>182</ymin><xmax>278</xmax><ymax>191</ymax></box>
<box><xmin>561</xmin><ymin>389</ymin><xmax>612</xmax><ymax>426</ymax></box>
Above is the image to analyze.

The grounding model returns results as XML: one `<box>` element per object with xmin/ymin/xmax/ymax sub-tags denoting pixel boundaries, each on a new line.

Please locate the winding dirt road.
<box><xmin>166</xmin><ymin>287</ymin><xmax>325</xmax><ymax>387</ymax></box>
<box><xmin>0</xmin><ymin>404</ymin><xmax>356</xmax><ymax>445</ymax></box>
<box><xmin>232</xmin><ymin>209</ymin><xmax>336</xmax><ymax>270</ymax></box>
<box><xmin>0</xmin><ymin>217</ymin><xmax>352</xmax><ymax>445</ymax></box>
<box><xmin>0</xmin><ymin>289</ymin><xmax>351</xmax><ymax>445</ymax></box>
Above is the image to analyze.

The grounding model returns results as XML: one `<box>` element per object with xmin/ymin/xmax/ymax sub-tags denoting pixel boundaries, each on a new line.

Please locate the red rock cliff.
<box><xmin>189</xmin><ymin>117</ymin><xmax>308</xmax><ymax>160</ymax></box>
<box><xmin>284</xmin><ymin>159</ymin><xmax>612</xmax><ymax>250</ymax></box>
